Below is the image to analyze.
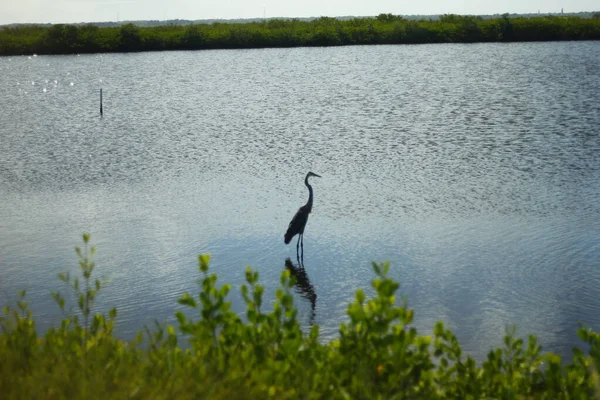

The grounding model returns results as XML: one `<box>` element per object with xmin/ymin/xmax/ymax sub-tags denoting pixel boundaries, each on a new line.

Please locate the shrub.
<box><xmin>1</xmin><ymin>233</ymin><xmax>600</xmax><ymax>398</ymax></box>
<box><xmin>2</xmin><ymin>15</ymin><xmax>600</xmax><ymax>55</ymax></box>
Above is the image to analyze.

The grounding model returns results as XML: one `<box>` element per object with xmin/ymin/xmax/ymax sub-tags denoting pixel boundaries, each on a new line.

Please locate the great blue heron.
<box><xmin>284</xmin><ymin>171</ymin><xmax>321</xmax><ymax>262</ymax></box>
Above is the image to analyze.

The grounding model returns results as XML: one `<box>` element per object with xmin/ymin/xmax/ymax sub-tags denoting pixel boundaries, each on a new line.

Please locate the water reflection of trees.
<box><xmin>284</xmin><ymin>258</ymin><xmax>316</xmax><ymax>325</ymax></box>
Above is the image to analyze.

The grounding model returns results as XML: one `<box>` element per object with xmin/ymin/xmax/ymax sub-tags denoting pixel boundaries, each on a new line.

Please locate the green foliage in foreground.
<box><xmin>2</xmin><ymin>234</ymin><xmax>600</xmax><ymax>398</ymax></box>
<box><xmin>1</xmin><ymin>14</ymin><xmax>600</xmax><ymax>55</ymax></box>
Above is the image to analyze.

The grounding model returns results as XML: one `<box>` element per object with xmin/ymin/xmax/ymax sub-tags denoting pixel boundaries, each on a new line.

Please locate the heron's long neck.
<box><xmin>305</xmin><ymin>176</ymin><xmax>313</xmax><ymax>210</ymax></box>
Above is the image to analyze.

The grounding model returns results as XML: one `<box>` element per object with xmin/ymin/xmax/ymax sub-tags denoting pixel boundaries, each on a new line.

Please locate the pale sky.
<box><xmin>1</xmin><ymin>0</ymin><xmax>598</xmax><ymax>25</ymax></box>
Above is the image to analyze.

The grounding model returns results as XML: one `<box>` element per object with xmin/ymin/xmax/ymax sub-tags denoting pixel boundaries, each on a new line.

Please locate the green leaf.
<box><xmin>245</xmin><ymin>266</ymin><xmax>253</xmax><ymax>283</ymax></box>
<box><xmin>178</xmin><ymin>293</ymin><xmax>197</xmax><ymax>308</ymax></box>
<box><xmin>546</xmin><ymin>353</ymin><xmax>561</xmax><ymax>365</ymax></box>
<box><xmin>280</xmin><ymin>269</ymin><xmax>290</xmax><ymax>286</ymax></box>
<box><xmin>382</xmin><ymin>261</ymin><xmax>390</xmax><ymax>276</ymax></box>
<box><xmin>356</xmin><ymin>289</ymin><xmax>365</xmax><ymax>304</ymax></box>
<box><xmin>309</xmin><ymin>325</ymin><xmax>319</xmax><ymax>341</ymax></box>
<box><xmin>199</xmin><ymin>254</ymin><xmax>211</xmax><ymax>273</ymax></box>
<box><xmin>175</xmin><ymin>311</ymin><xmax>187</xmax><ymax>326</ymax></box>
<box><xmin>372</xmin><ymin>262</ymin><xmax>381</xmax><ymax>275</ymax></box>
<box><xmin>434</xmin><ymin>321</ymin><xmax>445</xmax><ymax>337</ymax></box>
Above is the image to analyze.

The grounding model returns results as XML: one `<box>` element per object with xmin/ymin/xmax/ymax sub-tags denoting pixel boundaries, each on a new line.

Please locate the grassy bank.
<box><xmin>1</xmin><ymin>14</ymin><xmax>600</xmax><ymax>56</ymax></box>
<box><xmin>2</xmin><ymin>234</ymin><xmax>600</xmax><ymax>398</ymax></box>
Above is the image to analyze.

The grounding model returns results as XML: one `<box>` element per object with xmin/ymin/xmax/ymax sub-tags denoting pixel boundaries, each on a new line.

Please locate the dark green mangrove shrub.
<box><xmin>2</xmin><ymin>233</ymin><xmax>600</xmax><ymax>398</ymax></box>
<box><xmin>1</xmin><ymin>14</ymin><xmax>600</xmax><ymax>55</ymax></box>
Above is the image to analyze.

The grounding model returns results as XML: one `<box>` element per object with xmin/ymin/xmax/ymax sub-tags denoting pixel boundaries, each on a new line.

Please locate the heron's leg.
<box><xmin>296</xmin><ymin>235</ymin><xmax>300</xmax><ymax>258</ymax></box>
<box><xmin>300</xmin><ymin>234</ymin><xmax>304</xmax><ymax>265</ymax></box>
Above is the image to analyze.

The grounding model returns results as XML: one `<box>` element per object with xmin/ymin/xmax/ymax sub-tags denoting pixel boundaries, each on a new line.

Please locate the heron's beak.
<box><xmin>313</xmin><ymin>173</ymin><xmax>322</xmax><ymax>178</ymax></box>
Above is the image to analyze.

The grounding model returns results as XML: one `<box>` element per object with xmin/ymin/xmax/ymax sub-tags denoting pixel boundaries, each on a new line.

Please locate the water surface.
<box><xmin>1</xmin><ymin>42</ymin><xmax>599</xmax><ymax>360</ymax></box>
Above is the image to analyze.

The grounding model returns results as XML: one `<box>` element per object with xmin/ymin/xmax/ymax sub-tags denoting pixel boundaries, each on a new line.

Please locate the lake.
<box><xmin>1</xmin><ymin>42</ymin><xmax>599</xmax><ymax>361</ymax></box>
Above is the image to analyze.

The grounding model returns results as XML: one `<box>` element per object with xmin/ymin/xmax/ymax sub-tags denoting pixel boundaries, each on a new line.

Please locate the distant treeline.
<box><xmin>2</xmin><ymin>11</ymin><xmax>600</xmax><ymax>29</ymax></box>
<box><xmin>1</xmin><ymin>13</ymin><xmax>600</xmax><ymax>55</ymax></box>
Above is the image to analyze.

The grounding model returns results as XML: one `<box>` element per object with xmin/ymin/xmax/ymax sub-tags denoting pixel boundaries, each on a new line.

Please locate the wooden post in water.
<box><xmin>100</xmin><ymin>88</ymin><xmax>103</xmax><ymax>117</ymax></box>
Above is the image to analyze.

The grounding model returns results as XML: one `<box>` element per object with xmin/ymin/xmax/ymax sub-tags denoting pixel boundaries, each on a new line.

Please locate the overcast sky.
<box><xmin>1</xmin><ymin>0</ymin><xmax>598</xmax><ymax>25</ymax></box>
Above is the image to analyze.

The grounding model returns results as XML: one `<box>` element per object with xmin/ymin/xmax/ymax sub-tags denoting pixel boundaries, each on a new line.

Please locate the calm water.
<box><xmin>1</xmin><ymin>42</ymin><xmax>599</xmax><ymax>361</ymax></box>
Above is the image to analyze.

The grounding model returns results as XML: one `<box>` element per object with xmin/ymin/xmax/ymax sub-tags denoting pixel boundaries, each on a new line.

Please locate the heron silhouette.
<box><xmin>284</xmin><ymin>172</ymin><xmax>321</xmax><ymax>263</ymax></box>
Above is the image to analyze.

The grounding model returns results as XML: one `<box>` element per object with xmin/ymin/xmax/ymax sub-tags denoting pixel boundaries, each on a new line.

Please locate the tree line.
<box><xmin>1</xmin><ymin>14</ymin><xmax>600</xmax><ymax>55</ymax></box>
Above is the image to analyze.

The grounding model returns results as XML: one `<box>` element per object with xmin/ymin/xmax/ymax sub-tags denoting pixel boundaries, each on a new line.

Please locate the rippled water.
<box><xmin>1</xmin><ymin>42</ymin><xmax>599</xmax><ymax>360</ymax></box>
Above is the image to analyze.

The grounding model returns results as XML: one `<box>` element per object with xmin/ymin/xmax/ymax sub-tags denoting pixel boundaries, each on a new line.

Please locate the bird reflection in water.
<box><xmin>284</xmin><ymin>258</ymin><xmax>317</xmax><ymax>326</ymax></box>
